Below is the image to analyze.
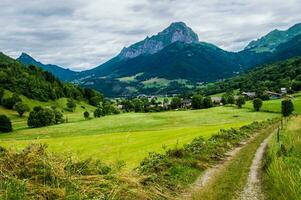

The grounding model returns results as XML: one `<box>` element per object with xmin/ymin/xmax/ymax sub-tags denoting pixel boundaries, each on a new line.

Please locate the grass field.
<box><xmin>0</xmin><ymin>106</ymin><xmax>278</xmax><ymax>169</ymax></box>
<box><xmin>244</xmin><ymin>92</ymin><xmax>301</xmax><ymax>114</ymax></box>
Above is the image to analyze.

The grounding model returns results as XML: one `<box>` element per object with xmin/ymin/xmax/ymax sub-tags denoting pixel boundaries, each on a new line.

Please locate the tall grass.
<box><xmin>263</xmin><ymin>117</ymin><xmax>301</xmax><ymax>200</ymax></box>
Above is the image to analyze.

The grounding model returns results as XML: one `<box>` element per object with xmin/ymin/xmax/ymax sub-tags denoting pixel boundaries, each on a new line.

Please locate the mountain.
<box><xmin>245</xmin><ymin>23</ymin><xmax>301</xmax><ymax>53</ymax></box>
<box><xmin>17</xmin><ymin>22</ymin><xmax>301</xmax><ymax>97</ymax></box>
<box><xmin>118</xmin><ymin>22</ymin><xmax>199</xmax><ymax>59</ymax></box>
<box><xmin>74</xmin><ymin>22</ymin><xmax>301</xmax><ymax>97</ymax></box>
<box><xmin>17</xmin><ymin>53</ymin><xmax>77</xmax><ymax>81</ymax></box>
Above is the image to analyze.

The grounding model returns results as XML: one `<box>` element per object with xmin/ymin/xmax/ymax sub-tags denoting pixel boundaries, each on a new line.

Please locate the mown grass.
<box><xmin>0</xmin><ymin>106</ymin><xmax>278</xmax><ymax>169</ymax></box>
<box><xmin>191</xmin><ymin>122</ymin><xmax>278</xmax><ymax>200</ymax></box>
<box><xmin>262</xmin><ymin>116</ymin><xmax>301</xmax><ymax>200</ymax></box>
<box><xmin>244</xmin><ymin>92</ymin><xmax>301</xmax><ymax>114</ymax></box>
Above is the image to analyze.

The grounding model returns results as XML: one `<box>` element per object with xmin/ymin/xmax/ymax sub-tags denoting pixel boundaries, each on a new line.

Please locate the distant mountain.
<box><xmin>18</xmin><ymin>22</ymin><xmax>301</xmax><ymax>97</ymax></box>
<box><xmin>245</xmin><ymin>23</ymin><xmax>301</xmax><ymax>53</ymax></box>
<box><xmin>119</xmin><ymin>22</ymin><xmax>199</xmax><ymax>59</ymax></box>
<box><xmin>74</xmin><ymin>22</ymin><xmax>301</xmax><ymax>97</ymax></box>
<box><xmin>17</xmin><ymin>53</ymin><xmax>77</xmax><ymax>81</ymax></box>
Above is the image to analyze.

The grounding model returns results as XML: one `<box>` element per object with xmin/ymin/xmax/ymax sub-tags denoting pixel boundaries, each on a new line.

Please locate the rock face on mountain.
<box><xmin>118</xmin><ymin>22</ymin><xmax>199</xmax><ymax>59</ymax></box>
<box><xmin>245</xmin><ymin>23</ymin><xmax>301</xmax><ymax>52</ymax></box>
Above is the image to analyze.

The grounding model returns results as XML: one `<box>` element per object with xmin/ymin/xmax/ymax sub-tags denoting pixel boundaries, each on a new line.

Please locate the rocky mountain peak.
<box><xmin>119</xmin><ymin>22</ymin><xmax>199</xmax><ymax>59</ymax></box>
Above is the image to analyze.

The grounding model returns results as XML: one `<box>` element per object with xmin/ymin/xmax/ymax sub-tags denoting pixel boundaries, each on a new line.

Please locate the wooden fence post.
<box><xmin>277</xmin><ymin>127</ymin><xmax>280</xmax><ymax>143</ymax></box>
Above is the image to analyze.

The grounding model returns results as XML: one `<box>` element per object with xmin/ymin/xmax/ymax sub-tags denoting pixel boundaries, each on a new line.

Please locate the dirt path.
<box><xmin>239</xmin><ymin>132</ymin><xmax>274</xmax><ymax>200</ymax></box>
<box><xmin>179</xmin><ymin>137</ymin><xmax>252</xmax><ymax>200</ymax></box>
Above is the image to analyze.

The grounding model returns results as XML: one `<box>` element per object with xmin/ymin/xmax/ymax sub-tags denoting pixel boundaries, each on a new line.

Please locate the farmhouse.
<box><xmin>181</xmin><ymin>99</ymin><xmax>192</xmax><ymax>108</ymax></box>
<box><xmin>242</xmin><ymin>92</ymin><xmax>256</xmax><ymax>99</ymax></box>
<box><xmin>211</xmin><ymin>97</ymin><xmax>222</xmax><ymax>104</ymax></box>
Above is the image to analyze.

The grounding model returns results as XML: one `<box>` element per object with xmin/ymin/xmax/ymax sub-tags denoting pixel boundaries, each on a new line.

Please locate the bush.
<box><xmin>253</xmin><ymin>98</ymin><xmax>263</xmax><ymax>111</ymax></box>
<box><xmin>192</xmin><ymin>95</ymin><xmax>203</xmax><ymax>109</ymax></box>
<box><xmin>13</xmin><ymin>102</ymin><xmax>30</xmax><ymax>117</ymax></box>
<box><xmin>170</xmin><ymin>97</ymin><xmax>182</xmax><ymax>109</ymax></box>
<box><xmin>84</xmin><ymin>111</ymin><xmax>90</xmax><ymax>119</ymax></box>
<box><xmin>281</xmin><ymin>99</ymin><xmax>294</xmax><ymax>117</ymax></box>
<box><xmin>0</xmin><ymin>115</ymin><xmax>12</xmax><ymax>133</ymax></box>
<box><xmin>94</xmin><ymin>106</ymin><xmax>105</xmax><ymax>118</ymax></box>
<box><xmin>236</xmin><ymin>96</ymin><xmax>246</xmax><ymax>108</ymax></box>
<box><xmin>27</xmin><ymin>106</ymin><xmax>55</xmax><ymax>128</ymax></box>
<box><xmin>203</xmin><ymin>97</ymin><xmax>213</xmax><ymax>108</ymax></box>
<box><xmin>66</xmin><ymin>98</ymin><xmax>76</xmax><ymax>112</ymax></box>
<box><xmin>2</xmin><ymin>93</ymin><xmax>22</xmax><ymax>109</ymax></box>
<box><xmin>53</xmin><ymin>109</ymin><xmax>64</xmax><ymax>124</ymax></box>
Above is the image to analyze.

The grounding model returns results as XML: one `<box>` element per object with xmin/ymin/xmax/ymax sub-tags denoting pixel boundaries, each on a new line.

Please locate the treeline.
<box><xmin>198</xmin><ymin>57</ymin><xmax>301</xmax><ymax>96</ymax></box>
<box><xmin>0</xmin><ymin>53</ymin><xmax>103</xmax><ymax>103</ymax></box>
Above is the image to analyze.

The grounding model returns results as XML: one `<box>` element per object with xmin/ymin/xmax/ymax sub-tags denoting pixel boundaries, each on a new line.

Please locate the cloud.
<box><xmin>0</xmin><ymin>0</ymin><xmax>301</xmax><ymax>70</ymax></box>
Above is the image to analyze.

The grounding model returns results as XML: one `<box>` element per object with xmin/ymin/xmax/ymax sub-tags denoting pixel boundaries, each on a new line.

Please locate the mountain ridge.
<box><xmin>17</xmin><ymin>53</ymin><xmax>77</xmax><ymax>81</ymax></box>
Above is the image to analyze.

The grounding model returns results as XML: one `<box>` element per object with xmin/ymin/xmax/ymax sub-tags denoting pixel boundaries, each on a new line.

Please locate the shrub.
<box><xmin>281</xmin><ymin>99</ymin><xmax>294</xmax><ymax>117</ymax></box>
<box><xmin>66</xmin><ymin>98</ymin><xmax>76</xmax><ymax>112</ymax></box>
<box><xmin>253</xmin><ymin>98</ymin><xmax>263</xmax><ymax>111</ymax></box>
<box><xmin>192</xmin><ymin>95</ymin><xmax>203</xmax><ymax>109</ymax></box>
<box><xmin>227</xmin><ymin>95</ymin><xmax>235</xmax><ymax>104</ymax></box>
<box><xmin>27</xmin><ymin>106</ymin><xmax>55</xmax><ymax>128</ymax></box>
<box><xmin>2</xmin><ymin>93</ymin><xmax>22</xmax><ymax>109</ymax></box>
<box><xmin>53</xmin><ymin>109</ymin><xmax>64</xmax><ymax>124</ymax></box>
<box><xmin>203</xmin><ymin>97</ymin><xmax>213</xmax><ymax>108</ymax></box>
<box><xmin>84</xmin><ymin>111</ymin><xmax>90</xmax><ymax>119</ymax></box>
<box><xmin>236</xmin><ymin>96</ymin><xmax>246</xmax><ymax>108</ymax></box>
<box><xmin>13</xmin><ymin>102</ymin><xmax>30</xmax><ymax>117</ymax></box>
<box><xmin>0</xmin><ymin>115</ymin><xmax>12</xmax><ymax>133</ymax></box>
<box><xmin>170</xmin><ymin>97</ymin><xmax>182</xmax><ymax>109</ymax></box>
<box><xmin>94</xmin><ymin>106</ymin><xmax>105</xmax><ymax>118</ymax></box>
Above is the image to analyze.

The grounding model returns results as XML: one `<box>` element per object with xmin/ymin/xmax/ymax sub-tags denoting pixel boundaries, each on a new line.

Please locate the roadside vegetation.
<box><xmin>263</xmin><ymin>116</ymin><xmax>301</xmax><ymax>200</ymax></box>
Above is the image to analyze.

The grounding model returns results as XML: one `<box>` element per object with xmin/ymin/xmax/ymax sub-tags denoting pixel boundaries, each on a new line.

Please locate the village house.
<box><xmin>242</xmin><ymin>92</ymin><xmax>256</xmax><ymax>99</ymax></box>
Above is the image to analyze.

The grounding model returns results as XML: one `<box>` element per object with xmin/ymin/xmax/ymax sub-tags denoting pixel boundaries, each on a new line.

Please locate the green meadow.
<box><xmin>0</xmin><ymin>105</ymin><xmax>278</xmax><ymax>169</ymax></box>
<box><xmin>244</xmin><ymin>92</ymin><xmax>301</xmax><ymax>114</ymax></box>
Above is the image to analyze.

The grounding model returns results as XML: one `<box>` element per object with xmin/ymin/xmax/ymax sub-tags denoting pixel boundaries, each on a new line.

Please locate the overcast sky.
<box><xmin>1</xmin><ymin>0</ymin><xmax>301</xmax><ymax>71</ymax></box>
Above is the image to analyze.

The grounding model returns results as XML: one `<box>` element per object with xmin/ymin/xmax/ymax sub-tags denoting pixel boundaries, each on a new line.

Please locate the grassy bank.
<box><xmin>262</xmin><ymin>116</ymin><xmax>301</xmax><ymax>200</ymax></box>
<box><xmin>191</xmin><ymin>120</ymin><xmax>278</xmax><ymax>200</ymax></box>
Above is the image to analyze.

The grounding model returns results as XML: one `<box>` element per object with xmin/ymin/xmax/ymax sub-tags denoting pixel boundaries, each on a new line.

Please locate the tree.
<box><xmin>236</xmin><ymin>96</ymin><xmax>246</xmax><ymax>108</ymax></box>
<box><xmin>2</xmin><ymin>93</ymin><xmax>22</xmax><ymax>109</ymax></box>
<box><xmin>14</xmin><ymin>102</ymin><xmax>30</xmax><ymax>117</ymax></box>
<box><xmin>203</xmin><ymin>97</ymin><xmax>213</xmax><ymax>108</ymax></box>
<box><xmin>84</xmin><ymin>111</ymin><xmax>90</xmax><ymax>119</ymax></box>
<box><xmin>253</xmin><ymin>98</ymin><xmax>263</xmax><ymax>111</ymax></box>
<box><xmin>221</xmin><ymin>94</ymin><xmax>228</xmax><ymax>105</ymax></box>
<box><xmin>53</xmin><ymin>109</ymin><xmax>64</xmax><ymax>124</ymax></box>
<box><xmin>192</xmin><ymin>94</ymin><xmax>203</xmax><ymax>109</ymax></box>
<box><xmin>292</xmin><ymin>81</ymin><xmax>301</xmax><ymax>92</ymax></box>
<box><xmin>66</xmin><ymin>98</ymin><xmax>76</xmax><ymax>112</ymax></box>
<box><xmin>227</xmin><ymin>95</ymin><xmax>235</xmax><ymax>104</ymax></box>
<box><xmin>170</xmin><ymin>97</ymin><xmax>182</xmax><ymax>109</ymax></box>
<box><xmin>0</xmin><ymin>87</ymin><xmax>4</xmax><ymax>104</ymax></box>
<box><xmin>281</xmin><ymin>99</ymin><xmax>294</xmax><ymax>117</ymax></box>
<box><xmin>27</xmin><ymin>106</ymin><xmax>55</xmax><ymax>128</ymax></box>
<box><xmin>0</xmin><ymin>115</ymin><xmax>12</xmax><ymax>133</ymax></box>
<box><xmin>94</xmin><ymin>105</ymin><xmax>105</xmax><ymax>118</ymax></box>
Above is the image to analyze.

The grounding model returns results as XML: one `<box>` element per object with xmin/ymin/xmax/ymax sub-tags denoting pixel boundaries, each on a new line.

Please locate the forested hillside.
<box><xmin>0</xmin><ymin>52</ymin><xmax>102</xmax><ymax>103</ymax></box>
<box><xmin>199</xmin><ymin>57</ymin><xmax>301</xmax><ymax>95</ymax></box>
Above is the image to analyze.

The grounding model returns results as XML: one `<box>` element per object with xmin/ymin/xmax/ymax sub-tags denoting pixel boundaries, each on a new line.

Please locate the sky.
<box><xmin>1</xmin><ymin>0</ymin><xmax>301</xmax><ymax>71</ymax></box>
